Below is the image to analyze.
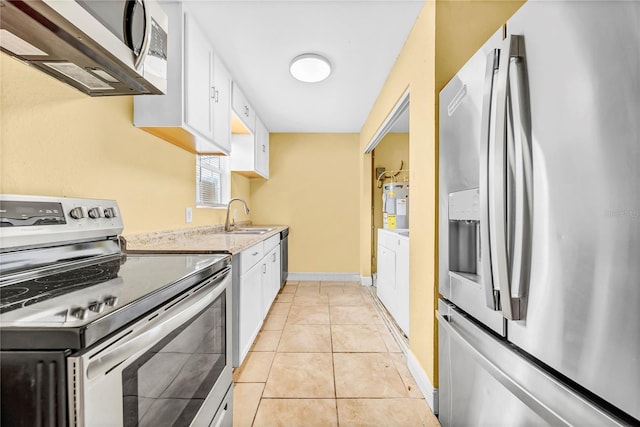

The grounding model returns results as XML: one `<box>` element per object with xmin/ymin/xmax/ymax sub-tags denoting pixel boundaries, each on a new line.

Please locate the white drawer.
<box><xmin>263</xmin><ymin>234</ymin><xmax>280</xmax><ymax>253</ymax></box>
<box><xmin>378</xmin><ymin>229</ymin><xmax>407</xmax><ymax>249</ymax></box>
<box><xmin>378</xmin><ymin>230</ymin><xmax>395</xmax><ymax>249</ymax></box>
<box><xmin>240</xmin><ymin>242</ymin><xmax>264</xmax><ymax>274</ymax></box>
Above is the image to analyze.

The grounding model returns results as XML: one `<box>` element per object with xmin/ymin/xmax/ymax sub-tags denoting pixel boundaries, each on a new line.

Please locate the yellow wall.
<box><xmin>359</xmin><ymin>0</ymin><xmax>438</xmax><ymax>386</ymax></box>
<box><xmin>0</xmin><ymin>53</ymin><xmax>251</xmax><ymax>234</ymax></box>
<box><xmin>359</xmin><ymin>0</ymin><xmax>524</xmax><ymax>387</ymax></box>
<box><xmin>250</xmin><ymin>133</ymin><xmax>360</xmax><ymax>273</ymax></box>
<box><xmin>372</xmin><ymin>133</ymin><xmax>410</xmax><ymax>271</ymax></box>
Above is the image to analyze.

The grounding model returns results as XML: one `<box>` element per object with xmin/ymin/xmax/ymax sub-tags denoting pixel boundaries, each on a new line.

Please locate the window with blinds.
<box><xmin>196</xmin><ymin>155</ymin><xmax>229</xmax><ymax>207</ymax></box>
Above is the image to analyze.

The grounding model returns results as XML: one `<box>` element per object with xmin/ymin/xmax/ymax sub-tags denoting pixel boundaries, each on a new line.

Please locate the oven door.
<box><xmin>68</xmin><ymin>267</ymin><xmax>232</xmax><ymax>427</ymax></box>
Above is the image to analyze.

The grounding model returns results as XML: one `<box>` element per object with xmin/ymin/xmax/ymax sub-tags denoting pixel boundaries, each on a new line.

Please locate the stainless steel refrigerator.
<box><xmin>438</xmin><ymin>1</ymin><xmax>640</xmax><ymax>425</ymax></box>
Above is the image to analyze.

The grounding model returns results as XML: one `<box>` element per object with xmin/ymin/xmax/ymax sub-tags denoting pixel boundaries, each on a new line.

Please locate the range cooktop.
<box><xmin>0</xmin><ymin>252</ymin><xmax>230</xmax><ymax>350</ymax></box>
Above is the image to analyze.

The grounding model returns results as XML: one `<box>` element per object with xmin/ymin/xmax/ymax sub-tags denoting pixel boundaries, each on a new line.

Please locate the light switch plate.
<box><xmin>185</xmin><ymin>207</ymin><xmax>193</xmax><ymax>223</ymax></box>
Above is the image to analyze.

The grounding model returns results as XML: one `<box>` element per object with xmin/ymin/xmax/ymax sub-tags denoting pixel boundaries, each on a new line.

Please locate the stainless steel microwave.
<box><xmin>0</xmin><ymin>0</ymin><xmax>168</xmax><ymax>96</ymax></box>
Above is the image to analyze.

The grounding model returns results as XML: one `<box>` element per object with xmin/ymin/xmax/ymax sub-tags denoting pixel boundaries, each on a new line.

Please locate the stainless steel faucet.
<box><xmin>224</xmin><ymin>198</ymin><xmax>250</xmax><ymax>232</ymax></box>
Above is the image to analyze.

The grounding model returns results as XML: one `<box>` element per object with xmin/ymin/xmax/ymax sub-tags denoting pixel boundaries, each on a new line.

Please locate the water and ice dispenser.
<box><xmin>448</xmin><ymin>189</ymin><xmax>481</xmax><ymax>279</ymax></box>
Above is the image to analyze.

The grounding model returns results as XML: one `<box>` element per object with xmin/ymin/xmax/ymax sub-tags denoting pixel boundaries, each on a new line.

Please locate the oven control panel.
<box><xmin>0</xmin><ymin>195</ymin><xmax>124</xmax><ymax>250</ymax></box>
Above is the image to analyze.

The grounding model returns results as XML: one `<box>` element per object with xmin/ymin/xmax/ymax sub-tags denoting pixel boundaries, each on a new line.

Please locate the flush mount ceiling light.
<box><xmin>289</xmin><ymin>53</ymin><xmax>332</xmax><ymax>83</ymax></box>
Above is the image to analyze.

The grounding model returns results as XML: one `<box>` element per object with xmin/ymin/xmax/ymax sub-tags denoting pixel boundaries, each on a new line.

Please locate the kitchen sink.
<box><xmin>225</xmin><ymin>227</ymin><xmax>276</xmax><ymax>235</ymax></box>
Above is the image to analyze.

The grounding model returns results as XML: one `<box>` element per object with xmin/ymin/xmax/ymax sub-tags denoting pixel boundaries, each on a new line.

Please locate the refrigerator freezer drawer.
<box><xmin>437</xmin><ymin>299</ymin><xmax>627</xmax><ymax>426</ymax></box>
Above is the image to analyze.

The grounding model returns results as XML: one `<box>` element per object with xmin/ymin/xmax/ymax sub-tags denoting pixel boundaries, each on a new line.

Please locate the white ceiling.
<box><xmin>185</xmin><ymin>0</ymin><xmax>424</xmax><ymax>133</ymax></box>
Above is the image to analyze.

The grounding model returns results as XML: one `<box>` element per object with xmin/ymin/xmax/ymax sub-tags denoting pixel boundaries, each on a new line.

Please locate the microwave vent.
<box><xmin>43</xmin><ymin>62</ymin><xmax>114</xmax><ymax>91</ymax></box>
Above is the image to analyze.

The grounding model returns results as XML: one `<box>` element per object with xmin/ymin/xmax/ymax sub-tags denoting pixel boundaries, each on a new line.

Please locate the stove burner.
<box><xmin>34</xmin><ymin>268</ymin><xmax>106</xmax><ymax>285</ymax></box>
<box><xmin>0</xmin><ymin>286</ymin><xmax>29</xmax><ymax>300</ymax></box>
<box><xmin>0</xmin><ymin>258</ymin><xmax>122</xmax><ymax>314</ymax></box>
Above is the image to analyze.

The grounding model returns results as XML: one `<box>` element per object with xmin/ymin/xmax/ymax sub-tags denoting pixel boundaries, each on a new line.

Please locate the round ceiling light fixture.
<box><xmin>289</xmin><ymin>53</ymin><xmax>332</xmax><ymax>83</ymax></box>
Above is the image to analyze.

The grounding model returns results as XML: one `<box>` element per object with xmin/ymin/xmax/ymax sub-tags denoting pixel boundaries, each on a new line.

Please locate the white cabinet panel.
<box><xmin>239</xmin><ymin>260</ymin><xmax>263</xmax><ymax>364</ymax></box>
<box><xmin>184</xmin><ymin>14</ymin><xmax>212</xmax><ymax>139</ymax></box>
<box><xmin>232</xmin><ymin>82</ymin><xmax>256</xmax><ymax>133</ymax></box>
<box><xmin>237</xmin><ymin>239</ymin><xmax>282</xmax><ymax>365</ymax></box>
<box><xmin>240</xmin><ymin>242</ymin><xmax>264</xmax><ymax>274</ymax></box>
<box><xmin>230</xmin><ymin>115</ymin><xmax>269</xmax><ymax>179</ymax></box>
<box><xmin>255</xmin><ymin>117</ymin><xmax>270</xmax><ymax>179</ymax></box>
<box><xmin>212</xmin><ymin>54</ymin><xmax>232</xmax><ymax>153</ymax></box>
<box><xmin>262</xmin><ymin>245</ymin><xmax>281</xmax><ymax>319</ymax></box>
<box><xmin>134</xmin><ymin>4</ymin><xmax>231</xmax><ymax>154</ymax></box>
<box><xmin>377</xmin><ymin>229</ymin><xmax>410</xmax><ymax>336</ymax></box>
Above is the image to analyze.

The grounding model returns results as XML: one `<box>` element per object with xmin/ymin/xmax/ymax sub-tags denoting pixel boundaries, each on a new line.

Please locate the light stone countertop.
<box><xmin>122</xmin><ymin>224</ymin><xmax>288</xmax><ymax>255</ymax></box>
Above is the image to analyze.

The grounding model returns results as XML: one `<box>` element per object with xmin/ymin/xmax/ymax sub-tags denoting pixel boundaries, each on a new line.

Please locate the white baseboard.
<box><xmin>287</xmin><ymin>272</ymin><xmax>361</xmax><ymax>282</ymax></box>
<box><xmin>360</xmin><ymin>276</ymin><xmax>372</xmax><ymax>286</ymax></box>
<box><xmin>406</xmin><ymin>349</ymin><xmax>439</xmax><ymax>415</ymax></box>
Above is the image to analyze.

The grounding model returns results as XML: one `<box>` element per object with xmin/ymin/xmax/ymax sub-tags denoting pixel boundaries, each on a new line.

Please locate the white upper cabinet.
<box><xmin>134</xmin><ymin>3</ymin><xmax>231</xmax><ymax>154</ymax></box>
<box><xmin>255</xmin><ymin>117</ymin><xmax>270</xmax><ymax>178</ymax></box>
<box><xmin>184</xmin><ymin>14</ymin><xmax>213</xmax><ymax>139</ymax></box>
<box><xmin>230</xmin><ymin>115</ymin><xmax>269</xmax><ymax>179</ymax></box>
<box><xmin>212</xmin><ymin>56</ymin><xmax>232</xmax><ymax>152</ymax></box>
<box><xmin>231</xmin><ymin>82</ymin><xmax>256</xmax><ymax>133</ymax></box>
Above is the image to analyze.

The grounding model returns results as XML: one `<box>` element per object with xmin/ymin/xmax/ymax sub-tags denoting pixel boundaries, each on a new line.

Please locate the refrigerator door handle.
<box><xmin>480</xmin><ymin>48</ymin><xmax>501</xmax><ymax>311</ymax></box>
<box><xmin>508</xmin><ymin>49</ymin><xmax>533</xmax><ymax>316</ymax></box>
<box><xmin>491</xmin><ymin>34</ymin><xmax>527</xmax><ymax>320</ymax></box>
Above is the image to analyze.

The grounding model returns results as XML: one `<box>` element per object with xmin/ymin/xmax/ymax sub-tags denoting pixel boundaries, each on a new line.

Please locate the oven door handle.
<box><xmin>86</xmin><ymin>269</ymin><xmax>230</xmax><ymax>380</ymax></box>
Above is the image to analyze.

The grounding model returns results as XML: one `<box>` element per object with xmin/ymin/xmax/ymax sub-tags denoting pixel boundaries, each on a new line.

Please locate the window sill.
<box><xmin>196</xmin><ymin>204</ymin><xmax>228</xmax><ymax>210</ymax></box>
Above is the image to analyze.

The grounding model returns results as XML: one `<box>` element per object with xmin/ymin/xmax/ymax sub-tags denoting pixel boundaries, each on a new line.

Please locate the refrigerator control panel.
<box><xmin>448</xmin><ymin>188</ymin><xmax>480</xmax><ymax>221</ymax></box>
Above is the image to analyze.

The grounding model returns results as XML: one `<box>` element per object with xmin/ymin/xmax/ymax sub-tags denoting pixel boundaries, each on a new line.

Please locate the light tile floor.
<box><xmin>232</xmin><ymin>281</ymin><xmax>441</xmax><ymax>427</ymax></box>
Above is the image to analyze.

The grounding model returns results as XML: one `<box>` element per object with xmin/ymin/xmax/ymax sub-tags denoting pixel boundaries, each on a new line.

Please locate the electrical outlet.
<box><xmin>233</xmin><ymin>208</ymin><xmax>238</xmax><ymax>220</ymax></box>
<box><xmin>185</xmin><ymin>207</ymin><xmax>193</xmax><ymax>223</ymax></box>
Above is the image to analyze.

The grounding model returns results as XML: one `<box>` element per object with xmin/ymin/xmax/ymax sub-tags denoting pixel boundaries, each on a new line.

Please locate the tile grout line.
<box><xmin>250</xmin><ymin>282</ymin><xmax>295</xmax><ymax>426</ymax></box>
<box><xmin>247</xmin><ymin>281</ymin><xmax>424</xmax><ymax>426</ymax></box>
<box><xmin>364</xmin><ymin>287</ymin><xmax>434</xmax><ymax>425</ymax></box>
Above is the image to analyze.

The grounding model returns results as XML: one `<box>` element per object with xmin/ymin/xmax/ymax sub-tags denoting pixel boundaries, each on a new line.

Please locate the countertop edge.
<box><xmin>122</xmin><ymin>225</ymin><xmax>289</xmax><ymax>255</ymax></box>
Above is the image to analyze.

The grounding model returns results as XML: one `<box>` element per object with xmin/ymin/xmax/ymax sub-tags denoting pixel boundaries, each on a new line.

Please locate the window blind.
<box><xmin>196</xmin><ymin>156</ymin><xmax>226</xmax><ymax>207</ymax></box>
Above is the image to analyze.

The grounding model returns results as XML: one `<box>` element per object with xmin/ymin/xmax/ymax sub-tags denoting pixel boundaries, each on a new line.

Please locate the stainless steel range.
<box><xmin>0</xmin><ymin>195</ymin><xmax>233</xmax><ymax>427</ymax></box>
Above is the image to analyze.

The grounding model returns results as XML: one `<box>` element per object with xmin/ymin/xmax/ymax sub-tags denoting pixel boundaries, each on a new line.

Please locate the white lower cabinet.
<box><xmin>376</xmin><ymin>229</ymin><xmax>410</xmax><ymax>337</ymax></box>
<box><xmin>238</xmin><ymin>258</ymin><xmax>263</xmax><ymax>363</ymax></box>
<box><xmin>262</xmin><ymin>244</ymin><xmax>281</xmax><ymax>320</ymax></box>
<box><xmin>237</xmin><ymin>235</ymin><xmax>281</xmax><ymax>365</ymax></box>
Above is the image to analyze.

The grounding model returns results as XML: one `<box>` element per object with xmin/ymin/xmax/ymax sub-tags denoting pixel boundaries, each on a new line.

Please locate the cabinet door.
<box><xmin>184</xmin><ymin>14</ymin><xmax>213</xmax><ymax>139</ymax></box>
<box><xmin>239</xmin><ymin>261</ymin><xmax>263</xmax><ymax>364</ymax></box>
<box><xmin>270</xmin><ymin>245</ymin><xmax>281</xmax><ymax>303</ymax></box>
<box><xmin>212</xmin><ymin>55</ymin><xmax>231</xmax><ymax>153</ymax></box>
<box><xmin>261</xmin><ymin>260</ymin><xmax>270</xmax><ymax>320</ymax></box>
<box><xmin>376</xmin><ymin>244</ymin><xmax>396</xmax><ymax>312</ymax></box>
<box><xmin>255</xmin><ymin>117</ymin><xmax>269</xmax><ymax>179</ymax></box>
<box><xmin>231</xmin><ymin>83</ymin><xmax>256</xmax><ymax>133</ymax></box>
<box><xmin>261</xmin><ymin>246</ymin><xmax>280</xmax><ymax>319</ymax></box>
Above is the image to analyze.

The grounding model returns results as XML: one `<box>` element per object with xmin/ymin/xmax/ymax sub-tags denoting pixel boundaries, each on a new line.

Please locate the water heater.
<box><xmin>382</xmin><ymin>182</ymin><xmax>409</xmax><ymax>229</ymax></box>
